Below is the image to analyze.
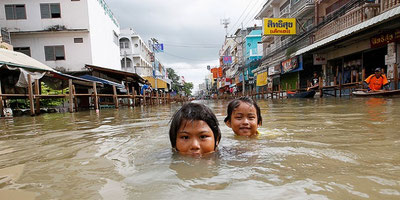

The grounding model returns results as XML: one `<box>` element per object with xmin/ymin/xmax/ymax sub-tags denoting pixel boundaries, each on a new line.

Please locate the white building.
<box><xmin>0</xmin><ymin>0</ymin><xmax>121</xmax><ymax>71</ymax></box>
<box><xmin>119</xmin><ymin>28</ymin><xmax>153</xmax><ymax>77</ymax></box>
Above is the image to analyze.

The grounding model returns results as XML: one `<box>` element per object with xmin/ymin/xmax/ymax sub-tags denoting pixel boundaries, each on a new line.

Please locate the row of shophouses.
<box><xmin>0</xmin><ymin>0</ymin><xmax>171</xmax><ymax>93</ymax></box>
<box><xmin>206</xmin><ymin>0</ymin><xmax>400</xmax><ymax>96</ymax></box>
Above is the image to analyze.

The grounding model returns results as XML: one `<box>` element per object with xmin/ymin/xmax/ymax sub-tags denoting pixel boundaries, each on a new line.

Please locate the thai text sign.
<box><xmin>218</xmin><ymin>67</ymin><xmax>223</xmax><ymax>77</ymax></box>
<box><xmin>223</xmin><ymin>56</ymin><xmax>232</xmax><ymax>64</ymax></box>
<box><xmin>211</xmin><ymin>68</ymin><xmax>218</xmax><ymax>79</ymax></box>
<box><xmin>256</xmin><ymin>72</ymin><xmax>268</xmax><ymax>86</ymax></box>
<box><xmin>370</xmin><ymin>30</ymin><xmax>400</xmax><ymax>48</ymax></box>
<box><xmin>263</xmin><ymin>18</ymin><xmax>296</xmax><ymax>35</ymax></box>
<box><xmin>281</xmin><ymin>57</ymin><xmax>298</xmax><ymax>74</ymax></box>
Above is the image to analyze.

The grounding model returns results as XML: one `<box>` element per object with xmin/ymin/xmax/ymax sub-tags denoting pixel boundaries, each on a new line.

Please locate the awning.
<box><xmin>295</xmin><ymin>5</ymin><xmax>400</xmax><ymax>56</ymax></box>
<box><xmin>79</xmin><ymin>75</ymin><xmax>125</xmax><ymax>89</ymax></box>
<box><xmin>144</xmin><ymin>77</ymin><xmax>168</xmax><ymax>89</ymax></box>
<box><xmin>85</xmin><ymin>64</ymin><xmax>145</xmax><ymax>83</ymax></box>
<box><xmin>0</xmin><ymin>48</ymin><xmax>55</xmax><ymax>72</ymax></box>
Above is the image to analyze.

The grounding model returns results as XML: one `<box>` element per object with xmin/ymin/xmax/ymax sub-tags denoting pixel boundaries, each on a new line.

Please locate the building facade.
<box><xmin>0</xmin><ymin>0</ymin><xmax>121</xmax><ymax>71</ymax></box>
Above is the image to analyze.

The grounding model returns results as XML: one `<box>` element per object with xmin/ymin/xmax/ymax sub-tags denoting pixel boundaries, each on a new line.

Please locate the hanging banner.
<box><xmin>218</xmin><ymin>67</ymin><xmax>223</xmax><ymax>77</ymax></box>
<box><xmin>223</xmin><ymin>56</ymin><xmax>232</xmax><ymax>64</ymax></box>
<box><xmin>281</xmin><ymin>57</ymin><xmax>298</xmax><ymax>74</ymax></box>
<box><xmin>263</xmin><ymin>18</ymin><xmax>296</xmax><ymax>35</ymax></box>
<box><xmin>256</xmin><ymin>71</ymin><xmax>268</xmax><ymax>86</ymax></box>
<box><xmin>370</xmin><ymin>30</ymin><xmax>400</xmax><ymax>48</ymax></box>
<box><xmin>211</xmin><ymin>68</ymin><xmax>218</xmax><ymax>79</ymax></box>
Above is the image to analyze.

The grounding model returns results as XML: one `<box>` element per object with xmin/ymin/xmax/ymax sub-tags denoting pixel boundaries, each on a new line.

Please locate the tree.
<box><xmin>167</xmin><ymin>68</ymin><xmax>182</xmax><ymax>92</ymax></box>
<box><xmin>183</xmin><ymin>82</ymin><xmax>193</xmax><ymax>96</ymax></box>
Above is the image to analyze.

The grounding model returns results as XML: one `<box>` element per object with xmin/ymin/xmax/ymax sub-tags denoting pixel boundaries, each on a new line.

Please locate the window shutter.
<box><xmin>55</xmin><ymin>46</ymin><xmax>65</xmax><ymax>60</ymax></box>
<box><xmin>50</xmin><ymin>4</ymin><xmax>61</xmax><ymax>18</ymax></box>
<box><xmin>5</xmin><ymin>5</ymin><xmax>14</xmax><ymax>19</ymax></box>
<box><xmin>15</xmin><ymin>5</ymin><xmax>26</xmax><ymax>19</ymax></box>
<box><xmin>45</xmin><ymin>46</ymin><xmax>54</xmax><ymax>61</ymax></box>
<box><xmin>40</xmin><ymin>4</ymin><xmax>50</xmax><ymax>18</ymax></box>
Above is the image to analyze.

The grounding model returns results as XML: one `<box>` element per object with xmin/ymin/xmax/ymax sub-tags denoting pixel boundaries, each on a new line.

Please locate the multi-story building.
<box><xmin>119</xmin><ymin>28</ymin><xmax>152</xmax><ymax>77</ymax></box>
<box><xmin>0</xmin><ymin>0</ymin><xmax>121</xmax><ymax>71</ymax></box>
<box><xmin>0</xmin><ymin>28</ymin><xmax>12</xmax><ymax>50</ymax></box>
<box><xmin>254</xmin><ymin>0</ymin><xmax>400</xmax><ymax>93</ymax></box>
<box><xmin>119</xmin><ymin>28</ymin><xmax>170</xmax><ymax>90</ymax></box>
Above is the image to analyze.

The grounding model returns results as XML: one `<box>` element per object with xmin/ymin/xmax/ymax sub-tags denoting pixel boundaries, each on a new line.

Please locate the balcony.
<box><xmin>290</xmin><ymin>0</ymin><xmax>315</xmax><ymax>18</ymax></box>
<box><xmin>315</xmin><ymin>3</ymin><xmax>380</xmax><ymax>42</ymax></box>
<box><xmin>381</xmin><ymin>0</ymin><xmax>400</xmax><ymax>12</ymax></box>
<box><xmin>280</xmin><ymin>5</ymin><xmax>290</xmax><ymax>17</ymax></box>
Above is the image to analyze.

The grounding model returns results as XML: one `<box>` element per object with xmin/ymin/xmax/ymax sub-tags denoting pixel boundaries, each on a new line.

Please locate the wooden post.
<box><xmin>156</xmin><ymin>91</ymin><xmax>159</xmax><ymax>105</ymax></box>
<box><xmin>93</xmin><ymin>82</ymin><xmax>99</xmax><ymax>111</ymax></box>
<box><xmin>168</xmin><ymin>93</ymin><xmax>171</xmax><ymax>103</ymax></box>
<box><xmin>73</xmin><ymin>85</ymin><xmax>78</xmax><ymax>112</ymax></box>
<box><xmin>278</xmin><ymin>85</ymin><xmax>281</xmax><ymax>99</ymax></box>
<box><xmin>394</xmin><ymin>63</ymin><xmax>398</xmax><ymax>90</ymax></box>
<box><xmin>356</xmin><ymin>71</ymin><xmax>359</xmax><ymax>83</ymax></box>
<box><xmin>362</xmin><ymin>68</ymin><xmax>366</xmax><ymax>82</ymax></box>
<box><xmin>339</xmin><ymin>75</ymin><xmax>342</xmax><ymax>97</ymax></box>
<box><xmin>319</xmin><ymin>77</ymin><xmax>323</xmax><ymax>97</ymax></box>
<box><xmin>126</xmin><ymin>85</ymin><xmax>131</xmax><ymax>107</ymax></box>
<box><xmin>132</xmin><ymin>87</ymin><xmax>136</xmax><ymax>107</ymax></box>
<box><xmin>112</xmin><ymin>85</ymin><xmax>119</xmax><ymax>109</ymax></box>
<box><xmin>0</xmin><ymin>81</ymin><xmax>4</xmax><ymax>117</ymax></box>
<box><xmin>143</xmin><ymin>91</ymin><xmax>147</xmax><ymax>106</ymax></box>
<box><xmin>34</xmin><ymin>79</ymin><xmax>40</xmax><ymax>115</ymax></box>
<box><xmin>69</xmin><ymin>79</ymin><xmax>74</xmax><ymax>113</ymax></box>
<box><xmin>27</xmin><ymin>74</ymin><xmax>35</xmax><ymax>116</ymax></box>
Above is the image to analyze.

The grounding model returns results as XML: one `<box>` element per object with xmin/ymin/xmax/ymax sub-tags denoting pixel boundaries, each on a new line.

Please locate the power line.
<box><xmin>163</xmin><ymin>43</ymin><xmax>220</xmax><ymax>48</ymax></box>
<box><xmin>162</xmin><ymin>51</ymin><xmax>216</xmax><ymax>62</ymax></box>
<box><xmin>228</xmin><ymin>0</ymin><xmax>254</xmax><ymax>35</ymax></box>
<box><xmin>229</xmin><ymin>0</ymin><xmax>265</xmax><ymax>35</ymax></box>
<box><xmin>241</xmin><ymin>0</ymin><xmax>265</xmax><ymax>29</ymax></box>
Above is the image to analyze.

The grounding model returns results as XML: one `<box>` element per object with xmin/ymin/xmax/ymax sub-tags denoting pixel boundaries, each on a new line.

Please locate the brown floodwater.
<box><xmin>0</xmin><ymin>97</ymin><xmax>400</xmax><ymax>199</ymax></box>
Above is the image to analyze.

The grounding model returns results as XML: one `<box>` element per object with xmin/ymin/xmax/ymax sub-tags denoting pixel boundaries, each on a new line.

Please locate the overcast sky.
<box><xmin>107</xmin><ymin>0</ymin><xmax>265</xmax><ymax>92</ymax></box>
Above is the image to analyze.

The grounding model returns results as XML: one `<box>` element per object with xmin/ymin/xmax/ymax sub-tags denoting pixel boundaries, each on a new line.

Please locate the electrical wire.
<box><xmin>228</xmin><ymin>0</ymin><xmax>265</xmax><ymax>35</ymax></box>
<box><xmin>162</xmin><ymin>51</ymin><xmax>216</xmax><ymax>62</ymax></box>
<box><xmin>227</xmin><ymin>0</ymin><xmax>254</xmax><ymax>35</ymax></box>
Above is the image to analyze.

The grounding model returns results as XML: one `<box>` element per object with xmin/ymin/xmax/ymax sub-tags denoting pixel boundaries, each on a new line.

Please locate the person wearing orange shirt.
<box><xmin>363</xmin><ymin>68</ymin><xmax>390</xmax><ymax>91</ymax></box>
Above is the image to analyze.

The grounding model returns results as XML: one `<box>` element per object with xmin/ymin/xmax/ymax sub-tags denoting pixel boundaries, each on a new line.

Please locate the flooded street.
<box><xmin>1</xmin><ymin>98</ymin><xmax>400</xmax><ymax>199</ymax></box>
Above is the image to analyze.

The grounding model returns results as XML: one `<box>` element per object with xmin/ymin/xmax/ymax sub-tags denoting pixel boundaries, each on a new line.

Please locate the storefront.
<box><xmin>280</xmin><ymin>55</ymin><xmax>303</xmax><ymax>90</ymax></box>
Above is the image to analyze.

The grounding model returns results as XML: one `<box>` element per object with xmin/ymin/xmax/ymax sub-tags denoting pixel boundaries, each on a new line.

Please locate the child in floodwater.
<box><xmin>169</xmin><ymin>103</ymin><xmax>221</xmax><ymax>157</ymax></box>
<box><xmin>224</xmin><ymin>97</ymin><xmax>262</xmax><ymax>137</ymax></box>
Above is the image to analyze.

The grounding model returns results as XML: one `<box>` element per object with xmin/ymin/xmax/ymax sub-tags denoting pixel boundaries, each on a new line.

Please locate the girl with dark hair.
<box><xmin>169</xmin><ymin>103</ymin><xmax>221</xmax><ymax>157</ymax></box>
<box><xmin>224</xmin><ymin>97</ymin><xmax>262</xmax><ymax>137</ymax></box>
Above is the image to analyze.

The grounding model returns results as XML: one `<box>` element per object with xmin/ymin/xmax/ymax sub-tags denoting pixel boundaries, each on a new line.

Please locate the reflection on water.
<box><xmin>1</xmin><ymin>98</ymin><xmax>400</xmax><ymax>199</ymax></box>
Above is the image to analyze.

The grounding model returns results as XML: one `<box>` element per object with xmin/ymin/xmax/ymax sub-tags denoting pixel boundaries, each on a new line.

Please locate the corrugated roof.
<box><xmin>295</xmin><ymin>5</ymin><xmax>400</xmax><ymax>56</ymax></box>
<box><xmin>0</xmin><ymin>48</ymin><xmax>55</xmax><ymax>72</ymax></box>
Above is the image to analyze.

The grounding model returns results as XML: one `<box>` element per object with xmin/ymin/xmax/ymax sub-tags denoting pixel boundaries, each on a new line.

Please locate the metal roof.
<box><xmin>0</xmin><ymin>48</ymin><xmax>55</xmax><ymax>72</ymax></box>
<box><xmin>295</xmin><ymin>5</ymin><xmax>400</xmax><ymax>56</ymax></box>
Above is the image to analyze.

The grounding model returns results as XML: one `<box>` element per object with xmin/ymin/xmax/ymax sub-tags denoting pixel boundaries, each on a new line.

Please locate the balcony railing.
<box><xmin>290</xmin><ymin>0</ymin><xmax>315</xmax><ymax>17</ymax></box>
<box><xmin>280</xmin><ymin>5</ymin><xmax>290</xmax><ymax>17</ymax></box>
<box><xmin>315</xmin><ymin>3</ymin><xmax>380</xmax><ymax>41</ymax></box>
<box><xmin>381</xmin><ymin>0</ymin><xmax>400</xmax><ymax>12</ymax></box>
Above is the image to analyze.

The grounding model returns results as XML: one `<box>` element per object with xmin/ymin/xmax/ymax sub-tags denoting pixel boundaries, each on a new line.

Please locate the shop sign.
<box><xmin>211</xmin><ymin>68</ymin><xmax>218</xmax><ymax>79</ymax></box>
<box><xmin>395</xmin><ymin>29</ymin><xmax>400</xmax><ymax>41</ymax></box>
<box><xmin>256</xmin><ymin>72</ymin><xmax>268</xmax><ymax>86</ymax></box>
<box><xmin>218</xmin><ymin>67</ymin><xmax>223</xmax><ymax>77</ymax></box>
<box><xmin>371</xmin><ymin>32</ymin><xmax>395</xmax><ymax>48</ymax></box>
<box><xmin>281</xmin><ymin>57</ymin><xmax>298</xmax><ymax>74</ymax></box>
<box><xmin>263</xmin><ymin>18</ymin><xmax>296</xmax><ymax>35</ymax></box>
<box><xmin>313</xmin><ymin>54</ymin><xmax>327</xmax><ymax>65</ymax></box>
<box><xmin>223</xmin><ymin>56</ymin><xmax>232</xmax><ymax>64</ymax></box>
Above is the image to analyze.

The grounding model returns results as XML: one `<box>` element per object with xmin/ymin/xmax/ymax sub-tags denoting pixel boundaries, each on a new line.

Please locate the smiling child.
<box><xmin>224</xmin><ymin>97</ymin><xmax>262</xmax><ymax>137</ymax></box>
<box><xmin>169</xmin><ymin>103</ymin><xmax>221</xmax><ymax>157</ymax></box>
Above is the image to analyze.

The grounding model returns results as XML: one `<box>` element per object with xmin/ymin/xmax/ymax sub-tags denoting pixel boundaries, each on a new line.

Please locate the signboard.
<box><xmin>263</xmin><ymin>18</ymin><xmax>296</xmax><ymax>35</ymax></box>
<box><xmin>281</xmin><ymin>57</ymin><xmax>298</xmax><ymax>73</ymax></box>
<box><xmin>223</xmin><ymin>56</ymin><xmax>232</xmax><ymax>64</ymax></box>
<box><xmin>218</xmin><ymin>67</ymin><xmax>223</xmax><ymax>77</ymax></box>
<box><xmin>313</xmin><ymin>54</ymin><xmax>327</xmax><ymax>65</ymax></box>
<box><xmin>211</xmin><ymin>68</ymin><xmax>218</xmax><ymax>79</ymax></box>
<box><xmin>370</xmin><ymin>30</ymin><xmax>400</xmax><ymax>48</ymax></box>
<box><xmin>153</xmin><ymin>43</ymin><xmax>164</xmax><ymax>52</ymax></box>
<box><xmin>256</xmin><ymin>72</ymin><xmax>268</xmax><ymax>86</ymax></box>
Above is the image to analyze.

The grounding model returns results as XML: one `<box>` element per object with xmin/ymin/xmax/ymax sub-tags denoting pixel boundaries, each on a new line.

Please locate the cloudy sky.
<box><xmin>107</xmin><ymin>0</ymin><xmax>265</xmax><ymax>92</ymax></box>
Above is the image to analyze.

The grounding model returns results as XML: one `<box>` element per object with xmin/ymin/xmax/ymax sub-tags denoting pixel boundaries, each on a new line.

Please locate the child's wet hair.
<box><xmin>224</xmin><ymin>97</ymin><xmax>262</xmax><ymax>125</ymax></box>
<box><xmin>169</xmin><ymin>103</ymin><xmax>221</xmax><ymax>149</ymax></box>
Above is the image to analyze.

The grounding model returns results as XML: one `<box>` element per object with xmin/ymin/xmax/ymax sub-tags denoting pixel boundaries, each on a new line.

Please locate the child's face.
<box><xmin>176</xmin><ymin>120</ymin><xmax>216</xmax><ymax>157</ymax></box>
<box><xmin>226</xmin><ymin>102</ymin><xmax>259</xmax><ymax>136</ymax></box>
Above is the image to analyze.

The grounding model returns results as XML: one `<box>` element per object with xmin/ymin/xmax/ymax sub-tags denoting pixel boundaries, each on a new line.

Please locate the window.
<box><xmin>14</xmin><ymin>47</ymin><xmax>31</xmax><ymax>56</ymax></box>
<box><xmin>119</xmin><ymin>38</ymin><xmax>130</xmax><ymax>49</ymax></box>
<box><xmin>40</xmin><ymin>3</ymin><xmax>61</xmax><ymax>19</ymax></box>
<box><xmin>5</xmin><ymin>4</ymin><xmax>26</xmax><ymax>20</ymax></box>
<box><xmin>74</xmin><ymin>38</ymin><xmax>83</xmax><ymax>43</ymax></box>
<box><xmin>44</xmin><ymin>46</ymin><xmax>65</xmax><ymax>61</ymax></box>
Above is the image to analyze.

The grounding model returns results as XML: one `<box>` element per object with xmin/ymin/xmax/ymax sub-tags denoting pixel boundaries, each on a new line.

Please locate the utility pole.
<box><xmin>220</xmin><ymin>18</ymin><xmax>230</xmax><ymax>36</ymax></box>
<box><xmin>241</xmin><ymin>23</ymin><xmax>246</xmax><ymax>95</ymax></box>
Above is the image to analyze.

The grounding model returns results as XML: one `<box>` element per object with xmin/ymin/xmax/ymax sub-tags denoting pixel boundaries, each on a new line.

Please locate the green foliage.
<box><xmin>167</xmin><ymin>68</ymin><xmax>193</xmax><ymax>96</ymax></box>
<box><xmin>40</xmin><ymin>82</ymin><xmax>65</xmax><ymax>107</ymax></box>
<box><xmin>183</xmin><ymin>82</ymin><xmax>193</xmax><ymax>96</ymax></box>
